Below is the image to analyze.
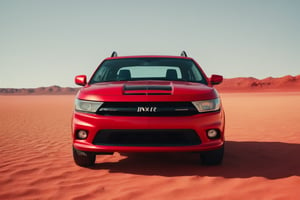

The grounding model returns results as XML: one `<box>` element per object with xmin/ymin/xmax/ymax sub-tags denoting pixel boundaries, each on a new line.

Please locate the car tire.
<box><xmin>73</xmin><ymin>146</ymin><xmax>96</xmax><ymax>167</ymax></box>
<box><xmin>200</xmin><ymin>144</ymin><xmax>224</xmax><ymax>165</ymax></box>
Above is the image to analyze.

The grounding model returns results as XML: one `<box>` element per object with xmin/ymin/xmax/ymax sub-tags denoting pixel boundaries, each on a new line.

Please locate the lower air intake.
<box><xmin>93</xmin><ymin>129</ymin><xmax>201</xmax><ymax>146</ymax></box>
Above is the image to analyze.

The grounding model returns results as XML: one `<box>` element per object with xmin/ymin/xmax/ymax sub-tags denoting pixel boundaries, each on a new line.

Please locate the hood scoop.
<box><xmin>123</xmin><ymin>85</ymin><xmax>172</xmax><ymax>95</ymax></box>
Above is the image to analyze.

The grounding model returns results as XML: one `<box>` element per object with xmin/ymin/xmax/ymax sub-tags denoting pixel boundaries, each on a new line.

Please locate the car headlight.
<box><xmin>192</xmin><ymin>98</ymin><xmax>220</xmax><ymax>112</ymax></box>
<box><xmin>75</xmin><ymin>99</ymin><xmax>103</xmax><ymax>113</ymax></box>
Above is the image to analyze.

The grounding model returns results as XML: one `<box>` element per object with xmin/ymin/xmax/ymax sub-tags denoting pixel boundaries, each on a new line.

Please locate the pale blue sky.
<box><xmin>0</xmin><ymin>0</ymin><xmax>299</xmax><ymax>88</ymax></box>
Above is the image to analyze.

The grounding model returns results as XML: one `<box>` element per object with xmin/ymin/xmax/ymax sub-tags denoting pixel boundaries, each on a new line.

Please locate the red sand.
<box><xmin>1</xmin><ymin>93</ymin><xmax>300</xmax><ymax>199</ymax></box>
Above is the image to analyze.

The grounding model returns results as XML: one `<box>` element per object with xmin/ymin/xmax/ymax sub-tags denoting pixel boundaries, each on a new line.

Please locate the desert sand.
<box><xmin>1</xmin><ymin>92</ymin><xmax>300</xmax><ymax>200</ymax></box>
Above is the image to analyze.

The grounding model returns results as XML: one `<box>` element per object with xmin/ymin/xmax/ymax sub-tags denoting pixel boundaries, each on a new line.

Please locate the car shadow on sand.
<box><xmin>90</xmin><ymin>141</ymin><xmax>300</xmax><ymax>179</ymax></box>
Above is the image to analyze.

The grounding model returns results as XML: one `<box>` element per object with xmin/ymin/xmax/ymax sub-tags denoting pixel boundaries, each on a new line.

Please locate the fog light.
<box><xmin>77</xmin><ymin>130</ymin><xmax>88</xmax><ymax>139</ymax></box>
<box><xmin>207</xmin><ymin>129</ymin><xmax>219</xmax><ymax>139</ymax></box>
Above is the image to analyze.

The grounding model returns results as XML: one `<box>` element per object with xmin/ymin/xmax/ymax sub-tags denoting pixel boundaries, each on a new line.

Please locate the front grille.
<box><xmin>93</xmin><ymin>129</ymin><xmax>201</xmax><ymax>146</ymax></box>
<box><xmin>97</xmin><ymin>102</ymin><xmax>198</xmax><ymax>116</ymax></box>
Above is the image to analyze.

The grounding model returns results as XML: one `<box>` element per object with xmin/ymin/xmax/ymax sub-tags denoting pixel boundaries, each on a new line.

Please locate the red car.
<box><xmin>72</xmin><ymin>51</ymin><xmax>225</xmax><ymax>167</ymax></box>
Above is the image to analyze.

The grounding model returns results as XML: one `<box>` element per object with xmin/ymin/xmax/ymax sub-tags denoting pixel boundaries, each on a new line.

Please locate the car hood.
<box><xmin>77</xmin><ymin>81</ymin><xmax>219</xmax><ymax>102</ymax></box>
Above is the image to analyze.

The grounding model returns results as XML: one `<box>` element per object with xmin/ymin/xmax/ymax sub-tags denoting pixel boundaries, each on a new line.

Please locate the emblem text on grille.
<box><xmin>137</xmin><ymin>107</ymin><xmax>157</xmax><ymax>112</ymax></box>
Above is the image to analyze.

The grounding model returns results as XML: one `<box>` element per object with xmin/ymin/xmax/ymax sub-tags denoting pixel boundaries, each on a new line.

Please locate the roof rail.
<box><xmin>111</xmin><ymin>51</ymin><xmax>118</xmax><ymax>57</ymax></box>
<box><xmin>180</xmin><ymin>50</ymin><xmax>187</xmax><ymax>57</ymax></box>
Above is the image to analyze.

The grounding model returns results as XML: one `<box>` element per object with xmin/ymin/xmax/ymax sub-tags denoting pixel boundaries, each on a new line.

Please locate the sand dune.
<box><xmin>0</xmin><ymin>86</ymin><xmax>79</xmax><ymax>95</ymax></box>
<box><xmin>215</xmin><ymin>75</ymin><xmax>300</xmax><ymax>92</ymax></box>
<box><xmin>1</xmin><ymin>92</ymin><xmax>300</xmax><ymax>199</ymax></box>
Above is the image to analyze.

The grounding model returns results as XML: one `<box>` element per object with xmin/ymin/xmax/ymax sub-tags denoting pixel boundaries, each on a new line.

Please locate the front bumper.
<box><xmin>72</xmin><ymin>110</ymin><xmax>225</xmax><ymax>153</ymax></box>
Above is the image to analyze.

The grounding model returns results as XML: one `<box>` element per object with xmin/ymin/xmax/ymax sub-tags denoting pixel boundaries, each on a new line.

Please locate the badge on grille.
<box><xmin>137</xmin><ymin>107</ymin><xmax>157</xmax><ymax>112</ymax></box>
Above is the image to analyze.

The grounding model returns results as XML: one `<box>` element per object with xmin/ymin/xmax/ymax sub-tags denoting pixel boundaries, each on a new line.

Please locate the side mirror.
<box><xmin>75</xmin><ymin>75</ymin><xmax>87</xmax><ymax>86</ymax></box>
<box><xmin>210</xmin><ymin>74</ymin><xmax>223</xmax><ymax>85</ymax></box>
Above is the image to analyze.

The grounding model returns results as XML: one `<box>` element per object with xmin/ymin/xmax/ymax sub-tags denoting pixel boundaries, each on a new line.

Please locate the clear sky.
<box><xmin>0</xmin><ymin>0</ymin><xmax>299</xmax><ymax>88</ymax></box>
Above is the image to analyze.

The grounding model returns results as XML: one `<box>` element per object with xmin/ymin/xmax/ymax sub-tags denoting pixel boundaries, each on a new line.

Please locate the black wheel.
<box><xmin>200</xmin><ymin>144</ymin><xmax>224</xmax><ymax>165</ymax></box>
<box><xmin>73</xmin><ymin>146</ymin><xmax>96</xmax><ymax>167</ymax></box>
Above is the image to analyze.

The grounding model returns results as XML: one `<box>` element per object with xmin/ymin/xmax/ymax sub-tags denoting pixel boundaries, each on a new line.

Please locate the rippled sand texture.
<box><xmin>1</xmin><ymin>93</ymin><xmax>300</xmax><ymax>200</ymax></box>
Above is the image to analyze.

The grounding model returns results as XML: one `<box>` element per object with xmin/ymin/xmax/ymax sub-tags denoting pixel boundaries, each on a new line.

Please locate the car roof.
<box><xmin>104</xmin><ymin>55</ymin><xmax>193</xmax><ymax>61</ymax></box>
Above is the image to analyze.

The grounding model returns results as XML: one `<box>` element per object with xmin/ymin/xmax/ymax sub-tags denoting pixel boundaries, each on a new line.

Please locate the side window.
<box><xmin>91</xmin><ymin>65</ymin><xmax>119</xmax><ymax>83</ymax></box>
<box><xmin>92</xmin><ymin>67</ymin><xmax>107</xmax><ymax>82</ymax></box>
<box><xmin>190</xmin><ymin>66</ymin><xmax>203</xmax><ymax>82</ymax></box>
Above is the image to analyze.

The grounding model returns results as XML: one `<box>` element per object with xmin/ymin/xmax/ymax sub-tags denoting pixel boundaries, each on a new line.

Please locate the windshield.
<box><xmin>89</xmin><ymin>58</ymin><xmax>207</xmax><ymax>84</ymax></box>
